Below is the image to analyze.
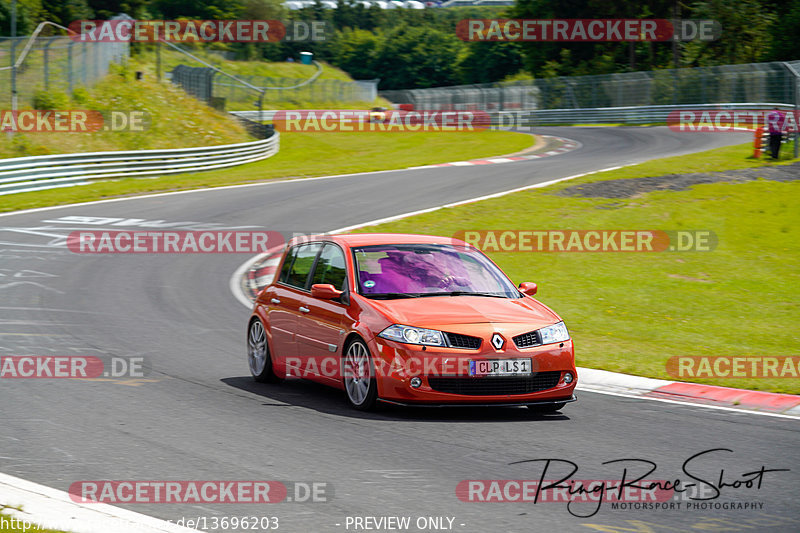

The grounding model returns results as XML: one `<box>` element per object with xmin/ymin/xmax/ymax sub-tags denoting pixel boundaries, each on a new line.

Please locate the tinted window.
<box><xmin>278</xmin><ymin>246</ymin><xmax>298</xmax><ymax>284</ymax></box>
<box><xmin>352</xmin><ymin>243</ymin><xmax>519</xmax><ymax>298</ymax></box>
<box><xmin>285</xmin><ymin>243</ymin><xmax>322</xmax><ymax>289</ymax></box>
<box><xmin>311</xmin><ymin>244</ymin><xmax>347</xmax><ymax>290</ymax></box>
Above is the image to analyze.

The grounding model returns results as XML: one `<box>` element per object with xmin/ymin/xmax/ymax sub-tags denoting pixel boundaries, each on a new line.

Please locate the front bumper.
<box><xmin>378</xmin><ymin>394</ymin><xmax>577</xmax><ymax>408</ymax></box>
<box><xmin>370</xmin><ymin>337</ymin><xmax>577</xmax><ymax>404</ymax></box>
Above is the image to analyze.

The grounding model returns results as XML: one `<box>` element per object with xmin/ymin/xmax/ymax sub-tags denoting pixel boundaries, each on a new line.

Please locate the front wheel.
<box><xmin>343</xmin><ymin>339</ymin><xmax>378</xmax><ymax>411</ymax></box>
<box><xmin>248</xmin><ymin>319</ymin><xmax>280</xmax><ymax>383</ymax></box>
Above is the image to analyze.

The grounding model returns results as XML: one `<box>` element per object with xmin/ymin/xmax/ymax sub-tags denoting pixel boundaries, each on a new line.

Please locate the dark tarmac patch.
<box><xmin>560</xmin><ymin>161</ymin><xmax>800</xmax><ymax>199</ymax></box>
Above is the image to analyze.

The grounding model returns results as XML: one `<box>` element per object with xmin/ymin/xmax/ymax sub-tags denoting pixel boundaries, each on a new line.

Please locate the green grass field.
<box><xmin>1</xmin><ymin>129</ymin><xmax>534</xmax><ymax>213</ymax></box>
<box><xmin>352</xmin><ymin>143</ymin><xmax>800</xmax><ymax>394</ymax></box>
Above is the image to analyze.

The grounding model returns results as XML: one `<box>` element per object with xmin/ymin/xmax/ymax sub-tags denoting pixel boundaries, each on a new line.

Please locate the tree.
<box><xmin>41</xmin><ymin>0</ymin><xmax>93</xmax><ymax>26</ymax></box>
<box><xmin>332</xmin><ymin>27</ymin><xmax>380</xmax><ymax>79</ymax></box>
<box><xmin>766</xmin><ymin>0</ymin><xmax>800</xmax><ymax>60</ymax></box>
<box><xmin>685</xmin><ymin>0</ymin><xmax>776</xmax><ymax>65</ymax></box>
<box><xmin>372</xmin><ymin>24</ymin><xmax>464</xmax><ymax>89</ymax></box>
<box><xmin>457</xmin><ymin>41</ymin><xmax>524</xmax><ymax>84</ymax></box>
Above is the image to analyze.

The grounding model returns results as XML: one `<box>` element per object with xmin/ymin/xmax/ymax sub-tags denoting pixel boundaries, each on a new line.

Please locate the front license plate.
<box><xmin>469</xmin><ymin>358</ymin><xmax>532</xmax><ymax>376</ymax></box>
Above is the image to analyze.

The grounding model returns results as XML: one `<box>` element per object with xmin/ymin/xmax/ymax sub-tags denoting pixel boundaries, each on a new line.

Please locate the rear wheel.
<box><xmin>527</xmin><ymin>402</ymin><xmax>567</xmax><ymax>413</ymax></box>
<box><xmin>343</xmin><ymin>339</ymin><xmax>378</xmax><ymax>411</ymax></box>
<box><xmin>248</xmin><ymin>319</ymin><xmax>280</xmax><ymax>383</ymax></box>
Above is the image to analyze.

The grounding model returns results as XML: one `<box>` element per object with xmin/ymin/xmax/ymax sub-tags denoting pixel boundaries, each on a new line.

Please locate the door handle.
<box><xmin>299</xmin><ymin>306</ymin><xmax>310</xmax><ymax>313</ymax></box>
<box><xmin>270</xmin><ymin>298</ymin><xmax>281</xmax><ymax>304</ymax></box>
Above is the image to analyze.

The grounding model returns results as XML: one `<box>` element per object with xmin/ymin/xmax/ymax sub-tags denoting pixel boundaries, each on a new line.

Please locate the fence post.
<box><xmin>67</xmin><ymin>41</ymin><xmax>74</xmax><ymax>93</ymax></box>
<box><xmin>43</xmin><ymin>37</ymin><xmax>54</xmax><ymax>90</ymax></box>
<box><xmin>81</xmin><ymin>42</ymin><xmax>88</xmax><ymax>85</ymax></box>
<box><xmin>782</xmin><ymin>62</ymin><xmax>800</xmax><ymax>159</ymax></box>
<box><xmin>10</xmin><ymin>37</ymin><xmax>18</xmax><ymax>113</ymax></box>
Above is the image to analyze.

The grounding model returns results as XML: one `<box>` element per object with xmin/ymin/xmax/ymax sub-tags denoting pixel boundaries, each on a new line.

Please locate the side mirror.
<box><xmin>311</xmin><ymin>283</ymin><xmax>343</xmax><ymax>300</ymax></box>
<box><xmin>519</xmin><ymin>282</ymin><xmax>537</xmax><ymax>296</ymax></box>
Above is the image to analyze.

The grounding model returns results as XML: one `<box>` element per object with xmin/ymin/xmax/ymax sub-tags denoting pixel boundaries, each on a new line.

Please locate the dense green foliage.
<box><xmin>2</xmin><ymin>0</ymin><xmax>797</xmax><ymax>89</ymax></box>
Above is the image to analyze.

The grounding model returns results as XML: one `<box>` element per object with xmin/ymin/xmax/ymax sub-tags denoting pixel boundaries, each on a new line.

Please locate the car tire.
<box><xmin>248</xmin><ymin>319</ymin><xmax>281</xmax><ymax>383</ymax></box>
<box><xmin>343</xmin><ymin>338</ymin><xmax>378</xmax><ymax>411</ymax></box>
<box><xmin>527</xmin><ymin>402</ymin><xmax>566</xmax><ymax>413</ymax></box>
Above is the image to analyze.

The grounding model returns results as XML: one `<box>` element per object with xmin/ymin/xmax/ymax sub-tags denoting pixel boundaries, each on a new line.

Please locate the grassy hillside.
<box><xmin>1</xmin><ymin>63</ymin><xmax>252</xmax><ymax>159</ymax></box>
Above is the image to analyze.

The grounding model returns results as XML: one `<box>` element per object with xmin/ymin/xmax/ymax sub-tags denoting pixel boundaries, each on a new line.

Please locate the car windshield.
<box><xmin>352</xmin><ymin>243</ymin><xmax>520</xmax><ymax>299</ymax></box>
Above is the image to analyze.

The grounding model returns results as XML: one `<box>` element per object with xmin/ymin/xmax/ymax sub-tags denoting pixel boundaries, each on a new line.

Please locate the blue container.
<box><xmin>300</xmin><ymin>52</ymin><xmax>313</xmax><ymax>65</ymax></box>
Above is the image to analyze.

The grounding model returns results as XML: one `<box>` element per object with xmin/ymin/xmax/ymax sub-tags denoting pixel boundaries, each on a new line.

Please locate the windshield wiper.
<box><xmin>363</xmin><ymin>293</ymin><xmax>421</xmax><ymax>299</ymax></box>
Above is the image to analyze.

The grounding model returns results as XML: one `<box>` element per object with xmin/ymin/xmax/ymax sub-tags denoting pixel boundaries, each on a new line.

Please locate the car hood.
<box><xmin>364</xmin><ymin>295</ymin><xmax>560</xmax><ymax>329</ymax></box>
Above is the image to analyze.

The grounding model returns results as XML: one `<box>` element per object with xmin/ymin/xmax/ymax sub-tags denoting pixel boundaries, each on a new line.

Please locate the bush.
<box><xmin>71</xmin><ymin>86</ymin><xmax>92</xmax><ymax>106</ymax></box>
<box><xmin>32</xmin><ymin>90</ymin><xmax>71</xmax><ymax>110</ymax></box>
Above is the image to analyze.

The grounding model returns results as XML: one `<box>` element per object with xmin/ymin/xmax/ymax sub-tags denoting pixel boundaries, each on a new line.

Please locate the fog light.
<box><xmin>563</xmin><ymin>372</ymin><xmax>574</xmax><ymax>384</ymax></box>
<box><xmin>410</xmin><ymin>377</ymin><xmax>422</xmax><ymax>388</ymax></box>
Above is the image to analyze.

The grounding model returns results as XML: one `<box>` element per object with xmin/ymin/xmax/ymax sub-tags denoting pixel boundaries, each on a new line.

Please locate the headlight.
<box><xmin>378</xmin><ymin>324</ymin><xmax>446</xmax><ymax>347</ymax></box>
<box><xmin>538</xmin><ymin>322</ymin><xmax>570</xmax><ymax>344</ymax></box>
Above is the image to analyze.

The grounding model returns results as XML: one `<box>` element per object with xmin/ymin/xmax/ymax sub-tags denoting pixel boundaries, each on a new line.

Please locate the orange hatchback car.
<box><xmin>247</xmin><ymin>234</ymin><xmax>577</xmax><ymax>411</ymax></box>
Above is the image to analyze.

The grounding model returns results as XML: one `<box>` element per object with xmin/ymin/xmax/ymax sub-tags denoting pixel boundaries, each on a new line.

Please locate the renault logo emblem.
<box><xmin>491</xmin><ymin>333</ymin><xmax>505</xmax><ymax>350</ymax></box>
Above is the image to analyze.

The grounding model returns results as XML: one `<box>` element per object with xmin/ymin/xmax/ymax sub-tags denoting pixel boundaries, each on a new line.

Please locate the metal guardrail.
<box><xmin>522</xmin><ymin>102</ymin><xmax>796</xmax><ymax>125</ymax></box>
<box><xmin>0</xmin><ymin>133</ymin><xmax>279</xmax><ymax>195</ymax></box>
<box><xmin>231</xmin><ymin>110</ymin><xmax>278</xmax><ymax>121</ymax></box>
<box><xmin>233</xmin><ymin>103</ymin><xmax>794</xmax><ymax>128</ymax></box>
<box><xmin>480</xmin><ymin>103</ymin><xmax>795</xmax><ymax>127</ymax></box>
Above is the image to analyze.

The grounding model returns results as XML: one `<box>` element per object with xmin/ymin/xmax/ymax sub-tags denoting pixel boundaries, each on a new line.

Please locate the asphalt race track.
<box><xmin>1</xmin><ymin>127</ymin><xmax>798</xmax><ymax>533</ymax></box>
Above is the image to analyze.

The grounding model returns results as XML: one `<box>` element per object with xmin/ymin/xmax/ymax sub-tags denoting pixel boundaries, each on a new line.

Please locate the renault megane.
<box><xmin>246</xmin><ymin>233</ymin><xmax>577</xmax><ymax>411</ymax></box>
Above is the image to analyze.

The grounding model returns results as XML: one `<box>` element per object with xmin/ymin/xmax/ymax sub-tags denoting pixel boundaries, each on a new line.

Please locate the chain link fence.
<box><xmin>170</xmin><ymin>63</ymin><xmax>378</xmax><ymax>111</ymax></box>
<box><xmin>213</xmin><ymin>76</ymin><xmax>378</xmax><ymax>109</ymax></box>
<box><xmin>380</xmin><ymin>61</ymin><xmax>799</xmax><ymax>111</ymax></box>
<box><xmin>0</xmin><ymin>35</ymin><xmax>129</xmax><ymax>109</ymax></box>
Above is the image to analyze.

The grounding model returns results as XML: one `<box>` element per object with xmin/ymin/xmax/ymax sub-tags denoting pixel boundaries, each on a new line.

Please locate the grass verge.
<box><xmin>352</xmin><ymin>142</ymin><xmax>800</xmax><ymax>394</ymax></box>
<box><xmin>1</xmin><ymin>129</ymin><xmax>534</xmax><ymax>213</ymax></box>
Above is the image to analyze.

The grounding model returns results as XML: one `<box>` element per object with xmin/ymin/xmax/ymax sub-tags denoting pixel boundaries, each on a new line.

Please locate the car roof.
<box><xmin>287</xmin><ymin>233</ymin><xmax>467</xmax><ymax>248</ymax></box>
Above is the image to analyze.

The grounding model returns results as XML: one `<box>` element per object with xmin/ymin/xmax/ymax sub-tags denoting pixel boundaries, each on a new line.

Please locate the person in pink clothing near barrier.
<box><xmin>767</xmin><ymin>107</ymin><xmax>787</xmax><ymax>159</ymax></box>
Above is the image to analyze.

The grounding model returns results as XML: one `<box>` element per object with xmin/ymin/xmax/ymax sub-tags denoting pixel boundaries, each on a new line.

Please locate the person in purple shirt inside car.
<box><xmin>767</xmin><ymin>108</ymin><xmax>786</xmax><ymax>159</ymax></box>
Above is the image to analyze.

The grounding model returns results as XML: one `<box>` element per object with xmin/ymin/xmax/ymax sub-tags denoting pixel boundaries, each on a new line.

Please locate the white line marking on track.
<box><xmin>576</xmin><ymin>386</ymin><xmax>800</xmax><ymax>420</ymax></box>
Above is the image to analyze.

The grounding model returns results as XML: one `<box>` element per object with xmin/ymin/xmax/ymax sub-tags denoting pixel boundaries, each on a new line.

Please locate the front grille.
<box><xmin>428</xmin><ymin>371</ymin><xmax>561</xmax><ymax>396</ymax></box>
<box><xmin>444</xmin><ymin>332</ymin><xmax>482</xmax><ymax>350</ymax></box>
<box><xmin>513</xmin><ymin>330</ymin><xmax>541</xmax><ymax>349</ymax></box>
